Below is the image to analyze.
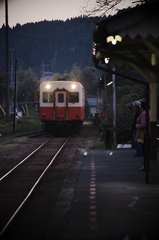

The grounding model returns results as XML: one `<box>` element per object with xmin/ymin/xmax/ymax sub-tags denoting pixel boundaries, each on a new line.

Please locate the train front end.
<box><xmin>39</xmin><ymin>80</ymin><xmax>85</xmax><ymax>133</ymax></box>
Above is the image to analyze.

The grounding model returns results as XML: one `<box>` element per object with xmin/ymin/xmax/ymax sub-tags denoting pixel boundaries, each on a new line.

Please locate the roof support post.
<box><xmin>142</xmin><ymin>39</ymin><xmax>159</xmax><ymax>59</ymax></box>
<box><xmin>149</xmin><ymin>78</ymin><xmax>159</xmax><ymax>183</ymax></box>
<box><xmin>5</xmin><ymin>0</ymin><xmax>10</xmax><ymax>117</ymax></box>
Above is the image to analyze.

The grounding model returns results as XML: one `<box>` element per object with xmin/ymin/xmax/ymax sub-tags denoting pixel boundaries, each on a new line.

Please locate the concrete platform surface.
<box><xmin>47</xmin><ymin>148</ymin><xmax>159</xmax><ymax>240</ymax></box>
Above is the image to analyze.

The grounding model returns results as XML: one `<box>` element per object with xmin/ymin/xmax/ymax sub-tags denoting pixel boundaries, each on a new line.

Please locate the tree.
<box><xmin>50</xmin><ymin>64</ymin><xmax>100</xmax><ymax>97</ymax></box>
<box><xmin>86</xmin><ymin>0</ymin><xmax>122</xmax><ymax>17</ymax></box>
<box><xmin>84</xmin><ymin>0</ymin><xmax>141</xmax><ymax>18</ymax></box>
<box><xmin>80</xmin><ymin>66</ymin><xmax>99</xmax><ymax>96</ymax></box>
<box><xmin>17</xmin><ymin>67</ymin><xmax>39</xmax><ymax>102</ymax></box>
<box><xmin>50</xmin><ymin>73</ymin><xmax>63</xmax><ymax>81</ymax></box>
<box><xmin>0</xmin><ymin>70</ymin><xmax>6</xmax><ymax>105</ymax></box>
<box><xmin>104</xmin><ymin>74</ymin><xmax>145</xmax><ymax>129</ymax></box>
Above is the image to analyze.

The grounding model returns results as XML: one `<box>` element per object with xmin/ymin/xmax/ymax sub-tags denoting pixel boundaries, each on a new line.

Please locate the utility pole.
<box><xmin>13</xmin><ymin>59</ymin><xmax>17</xmax><ymax>131</ymax></box>
<box><xmin>103</xmin><ymin>72</ymin><xmax>107</xmax><ymax>113</ymax></box>
<box><xmin>112</xmin><ymin>68</ymin><xmax>116</xmax><ymax>148</ymax></box>
<box><xmin>5</xmin><ymin>0</ymin><xmax>10</xmax><ymax>117</ymax></box>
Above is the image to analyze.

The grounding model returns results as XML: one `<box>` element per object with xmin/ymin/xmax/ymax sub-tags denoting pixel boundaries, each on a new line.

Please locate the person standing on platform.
<box><xmin>136</xmin><ymin>101</ymin><xmax>150</xmax><ymax>171</ymax></box>
<box><xmin>132</xmin><ymin>101</ymin><xmax>143</xmax><ymax>157</ymax></box>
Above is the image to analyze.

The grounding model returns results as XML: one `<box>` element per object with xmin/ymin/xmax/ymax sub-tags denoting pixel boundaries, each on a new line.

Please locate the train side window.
<box><xmin>58</xmin><ymin>93</ymin><xmax>64</xmax><ymax>103</ymax></box>
<box><xmin>69</xmin><ymin>92</ymin><xmax>79</xmax><ymax>103</ymax></box>
<box><xmin>43</xmin><ymin>92</ymin><xmax>53</xmax><ymax>103</ymax></box>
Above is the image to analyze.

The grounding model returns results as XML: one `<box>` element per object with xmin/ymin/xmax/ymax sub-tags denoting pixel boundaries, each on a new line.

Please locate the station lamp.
<box><xmin>104</xmin><ymin>57</ymin><xmax>110</xmax><ymax>64</ymax></box>
<box><xmin>106</xmin><ymin>35</ymin><xmax>122</xmax><ymax>45</ymax></box>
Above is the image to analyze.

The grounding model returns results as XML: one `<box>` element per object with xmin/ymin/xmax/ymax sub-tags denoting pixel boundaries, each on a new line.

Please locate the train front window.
<box><xmin>58</xmin><ymin>93</ymin><xmax>64</xmax><ymax>103</ymax></box>
<box><xmin>43</xmin><ymin>92</ymin><xmax>53</xmax><ymax>103</ymax></box>
<box><xmin>69</xmin><ymin>92</ymin><xmax>79</xmax><ymax>103</ymax></box>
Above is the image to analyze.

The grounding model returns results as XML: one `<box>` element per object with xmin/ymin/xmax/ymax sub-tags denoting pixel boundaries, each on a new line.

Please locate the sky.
<box><xmin>0</xmin><ymin>0</ymin><xmax>137</xmax><ymax>28</ymax></box>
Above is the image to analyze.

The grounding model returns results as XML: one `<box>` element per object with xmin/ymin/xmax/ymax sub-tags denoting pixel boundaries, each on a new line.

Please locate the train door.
<box><xmin>54</xmin><ymin>90</ymin><xmax>68</xmax><ymax>120</ymax></box>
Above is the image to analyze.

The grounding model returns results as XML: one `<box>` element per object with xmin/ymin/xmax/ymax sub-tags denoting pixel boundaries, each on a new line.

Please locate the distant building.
<box><xmin>85</xmin><ymin>97</ymin><xmax>102</xmax><ymax>119</ymax></box>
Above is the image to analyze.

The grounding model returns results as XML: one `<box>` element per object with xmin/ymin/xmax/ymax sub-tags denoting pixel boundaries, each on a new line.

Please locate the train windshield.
<box><xmin>69</xmin><ymin>92</ymin><xmax>79</xmax><ymax>103</ymax></box>
<box><xmin>43</xmin><ymin>92</ymin><xmax>53</xmax><ymax>103</ymax></box>
<box><xmin>58</xmin><ymin>93</ymin><xmax>64</xmax><ymax>103</ymax></box>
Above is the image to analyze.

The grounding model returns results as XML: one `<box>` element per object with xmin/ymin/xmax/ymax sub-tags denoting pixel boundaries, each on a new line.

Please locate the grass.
<box><xmin>14</xmin><ymin>137</ymin><xmax>29</xmax><ymax>144</ymax></box>
<box><xmin>82</xmin><ymin>122</ymin><xmax>106</xmax><ymax>150</ymax></box>
<box><xmin>39</xmin><ymin>172</ymin><xmax>66</xmax><ymax>200</ymax></box>
<box><xmin>0</xmin><ymin>115</ymin><xmax>43</xmax><ymax>136</ymax></box>
<box><xmin>91</xmin><ymin>137</ymin><xmax>106</xmax><ymax>150</ymax></box>
<box><xmin>0</xmin><ymin>137</ymin><xmax>28</xmax><ymax>154</ymax></box>
<box><xmin>0</xmin><ymin>144</ymin><xmax>19</xmax><ymax>153</ymax></box>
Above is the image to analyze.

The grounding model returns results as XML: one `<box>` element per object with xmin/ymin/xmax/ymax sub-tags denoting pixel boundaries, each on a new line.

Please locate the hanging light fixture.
<box><xmin>104</xmin><ymin>57</ymin><xmax>110</xmax><ymax>64</ymax></box>
<box><xmin>106</xmin><ymin>35</ymin><xmax>122</xmax><ymax>45</ymax></box>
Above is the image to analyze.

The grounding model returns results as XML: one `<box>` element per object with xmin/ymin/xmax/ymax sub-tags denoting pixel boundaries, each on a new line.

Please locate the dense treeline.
<box><xmin>0</xmin><ymin>17</ymin><xmax>100</xmax><ymax>77</ymax></box>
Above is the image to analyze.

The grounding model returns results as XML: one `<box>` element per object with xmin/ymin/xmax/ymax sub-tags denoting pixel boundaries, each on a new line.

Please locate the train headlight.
<box><xmin>71</xmin><ymin>84</ymin><xmax>76</xmax><ymax>90</ymax></box>
<box><xmin>46</xmin><ymin>84</ymin><xmax>51</xmax><ymax>89</ymax></box>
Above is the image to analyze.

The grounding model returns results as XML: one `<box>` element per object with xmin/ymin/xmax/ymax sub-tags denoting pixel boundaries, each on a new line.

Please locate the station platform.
<box><xmin>47</xmin><ymin>148</ymin><xmax>159</xmax><ymax>240</ymax></box>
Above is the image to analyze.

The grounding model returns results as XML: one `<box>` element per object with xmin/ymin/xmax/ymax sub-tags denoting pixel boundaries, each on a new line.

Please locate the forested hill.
<box><xmin>0</xmin><ymin>17</ymin><xmax>102</xmax><ymax>77</ymax></box>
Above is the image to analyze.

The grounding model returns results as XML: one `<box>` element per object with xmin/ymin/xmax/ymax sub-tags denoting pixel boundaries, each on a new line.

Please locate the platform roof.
<box><xmin>93</xmin><ymin>1</ymin><xmax>159</xmax><ymax>82</ymax></box>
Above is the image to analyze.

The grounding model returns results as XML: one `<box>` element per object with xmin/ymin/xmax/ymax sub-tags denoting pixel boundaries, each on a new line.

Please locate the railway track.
<box><xmin>0</xmin><ymin>131</ymin><xmax>45</xmax><ymax>146</ymax></box>
<box><xmin>0</xmin><ymin>135</ymin><xmax>71</xmax><ymax>238</ymax></box>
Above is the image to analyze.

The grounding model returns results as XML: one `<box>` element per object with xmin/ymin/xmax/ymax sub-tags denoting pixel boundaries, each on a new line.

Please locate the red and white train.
<box><xmin>39</xmin><ymin>80</ymin><xmax>85</xmax><ymax>133</ymax></box>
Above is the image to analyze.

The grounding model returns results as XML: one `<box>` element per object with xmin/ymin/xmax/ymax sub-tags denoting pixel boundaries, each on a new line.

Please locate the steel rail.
<box><xmin>0</xmin><ymin>137</ymin><xmax>52</xmax><ymax>182</ymax></box>
<box><xmin>0</xmin><ymin>135</ymin><xmax>71</xmax><ymax>237</ymax></box>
